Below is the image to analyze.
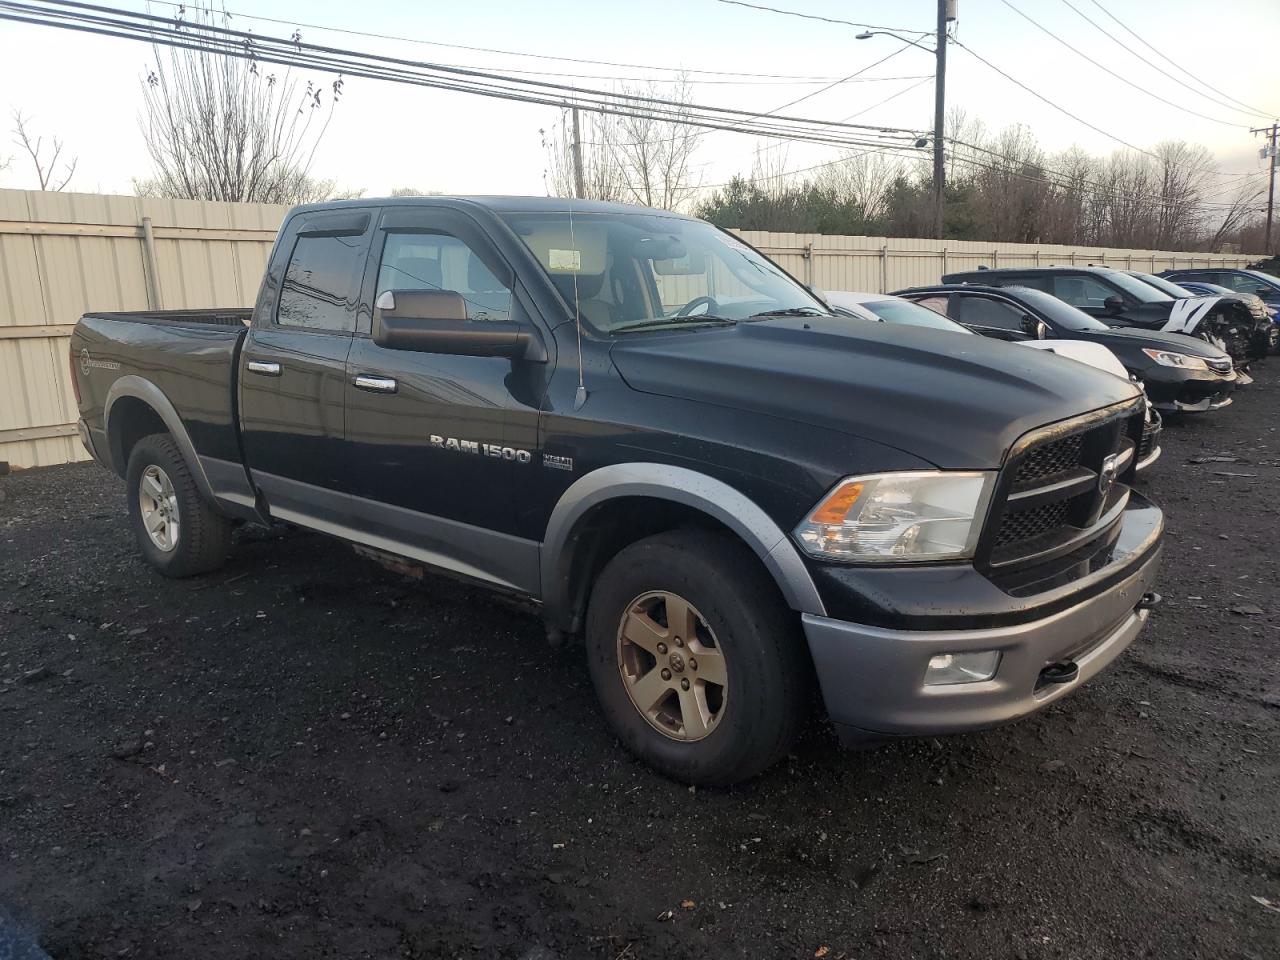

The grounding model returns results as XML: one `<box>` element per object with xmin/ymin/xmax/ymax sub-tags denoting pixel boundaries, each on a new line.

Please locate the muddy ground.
<box><xmin>1</xmin><ymin>372</ymin><xmax>1277</xmax><ymax>960</ymax></box>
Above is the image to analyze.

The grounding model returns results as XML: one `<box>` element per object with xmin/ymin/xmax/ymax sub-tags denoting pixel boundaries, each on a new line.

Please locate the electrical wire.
<box><xmin>998</xmin><ymin>0</ymin><xmax>1248</xmax><ymax>129</ymax></box>
<box><xmin>713</xmin><ymin>0</ymin><xmax>927</xmax><ymax>35</ymax></box>
<box><xmin>1058</xmin><ymin>0</ymin><xmax>1275</xmax><ymax>121</ymax></box>
<box><xmin>0</xmin><ymin>0</ymin><xmax>929</xmax><ymax>153</ymax></box>
<box><xmin>1084</xmin><ymin>0</ymin><xmax>1277</xmax><ymax>120</ymax></box>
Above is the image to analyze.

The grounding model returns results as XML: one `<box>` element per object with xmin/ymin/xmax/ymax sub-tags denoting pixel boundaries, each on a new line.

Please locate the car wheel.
<box><xmin>126</xmin><ymin>433</ymin><xmax>233</xmax><ymax>578</ymax></box>
<box><xmin>584</xmin><ymin>528</ymin><xmax>810</xmax><ymax>786</ymax></box>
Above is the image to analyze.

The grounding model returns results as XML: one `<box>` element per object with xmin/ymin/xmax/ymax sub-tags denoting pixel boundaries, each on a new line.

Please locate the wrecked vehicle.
<box><xmin>898</xmin><ymin>282</ymin><xmax>1238</xmax><ymax>415</ymax></box>
<box><xmin>70</xmin><ymin>197</ymin><xmax>1163</xmax><ymax>785</ymax></box>
<box><xmin>941</xmin><ymin>265</ymin><xmax>1266</xmax><ymax>372</ymax></box>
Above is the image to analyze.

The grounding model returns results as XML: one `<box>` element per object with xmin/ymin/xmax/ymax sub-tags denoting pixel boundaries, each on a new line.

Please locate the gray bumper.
<box><xmin>77</xmin><ymin>420</ymin><xmax>106</xmax><ymax>465</ymax></box>
<box><xmin>802</xmin><ymin>550</ymin><xmax>1161</xmax><ymax>737</ymax></box>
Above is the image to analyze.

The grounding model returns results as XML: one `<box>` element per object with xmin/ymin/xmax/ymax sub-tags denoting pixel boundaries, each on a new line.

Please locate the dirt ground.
<box><xmin>1</xmin><ymin>373</ymin><xmax>1278</xmax><ymax>960</ymax></box>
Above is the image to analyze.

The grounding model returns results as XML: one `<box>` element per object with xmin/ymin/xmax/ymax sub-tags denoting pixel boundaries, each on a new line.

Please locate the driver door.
<box><xmin>340</xmin><ymin>206</ymin><xmax>545</xmax><ymax>594</ymax></box>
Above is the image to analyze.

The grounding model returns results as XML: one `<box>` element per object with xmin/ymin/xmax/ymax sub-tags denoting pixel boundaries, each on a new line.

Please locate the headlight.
<box><xmin>1141</xmin><ymin>348</ymin><xmax>1208</xmax><ymax>371</ymax></box>
<box><xmin>794</xmin><ymin>472</ymin><xmax>994</xmax><ymax>562</ymax></box>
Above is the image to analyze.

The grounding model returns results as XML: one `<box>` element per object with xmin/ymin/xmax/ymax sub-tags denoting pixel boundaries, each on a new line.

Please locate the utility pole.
<box><xmin>932</xmin><ymin>0</ymin><xmax>949</xmax><ymax>240</ymax></box>
<box><xmin>570</xmin><ymin>106</ymin><xmax>586</xmax><ymax>200</ymax></box>
<box><xmin>1252</xmin><ymin>122</ymin><xmax>1278</xmax><ymax>255</ymax></box>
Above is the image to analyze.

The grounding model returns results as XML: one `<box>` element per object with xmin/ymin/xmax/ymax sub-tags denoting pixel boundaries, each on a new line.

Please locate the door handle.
<box><xmin>246</xmin><ymin>360</ymin><xmax>281</xmax><ymax>376</ymax></box>
<box><xmin>353</xmin><ymin>374</ymin><xmax>398</xmax><ymax>394</ymax></box>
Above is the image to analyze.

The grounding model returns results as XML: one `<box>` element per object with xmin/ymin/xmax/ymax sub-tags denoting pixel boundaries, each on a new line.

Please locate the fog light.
<box><xmin>925</xmin><ymin>651</ymin><xmax>1000</xmax><ymax>685</ymax></box>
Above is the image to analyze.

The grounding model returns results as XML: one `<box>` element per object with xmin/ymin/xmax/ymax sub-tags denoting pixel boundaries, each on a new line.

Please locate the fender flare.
<box><xmin>540</xmin><ymin>462</ymin><xmax>827</xmax><ymax>631</ymax></box>
<box><xmin>104</xmin><ymin>376</ymin><xmax>218</xmax><ymax>504</ymax></box>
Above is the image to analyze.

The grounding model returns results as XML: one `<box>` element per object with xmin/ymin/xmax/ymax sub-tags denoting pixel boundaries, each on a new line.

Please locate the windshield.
<box><xmin>498</xmin><ymin>209</ymin><xmax>827</xmax><ymax>333</ymax></box>
<box><xmin>1129</xmin><ymin>271</ymin><xmax>1193</xmax><ymax>298</ymax></box>
<box><xmin>1006</xmin><ymin>286</ymin><xmax>1111</xmax><ymax>332</ymax></box>
<box><xmin>1244</xmin><ymin>270</ymin><xmax>1280</xmax><ymax>291</ymax></box>
<box><xmin>861</xmin><ymin>297</ymin><xmax>970</xmax><ymax>333</ymax></box>
<box><xmin>1103</xmin><ymin>270</ymin><xmax>1175</xmax><ymax>303</ymax></box>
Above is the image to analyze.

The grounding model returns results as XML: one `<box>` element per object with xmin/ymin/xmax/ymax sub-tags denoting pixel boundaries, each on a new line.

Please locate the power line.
<box><xmin>127</xmin><ymin>0</ymin><xmax>875</xmax><ymax>83</ymax></box>
<box><xmin>0</xmin><ymin>1</ymin><xmax>926</xmax><ymax>145</ymax></box>
<box><xmin>713</xmin><ymin>0</ymin><xmax>927</xmax><ymax>35</ymax></box>
<box><xmin>998</xmin><ymin>0</ymin><xmax>1247</xmax><ymax>129</ymax></box>
<box><xmin>1083</xmin><ymin>0</ymin><xmax>1277</xmax><ymax>120</ymax></box>
<box><xmin>1058</xmin><ymin>0</ymin><xmax>1275</xmax><ymax>122</ymax></box>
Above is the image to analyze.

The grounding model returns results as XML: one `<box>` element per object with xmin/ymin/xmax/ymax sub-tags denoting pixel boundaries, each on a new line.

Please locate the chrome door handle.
<box><xmin>353</xmin><ymin>374</ymin><xmax>398</xmax><ymax>394</ymax></box>
<box><xmin>246</xmin><ymin>360</ymin><xmax>281</xmax><ymax>376</ymax></box>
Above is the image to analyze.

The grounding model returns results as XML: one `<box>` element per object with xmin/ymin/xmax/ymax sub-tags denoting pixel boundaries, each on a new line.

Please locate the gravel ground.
<box><xmin>1</xmin><ymin>373</ymin><xmax>1278</xmax><ymax>960</ymax></box>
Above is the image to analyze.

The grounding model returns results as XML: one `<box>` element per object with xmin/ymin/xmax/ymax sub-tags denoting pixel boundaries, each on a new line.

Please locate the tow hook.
<box><xmin>1136</xmin><ymin>592</ymin><xmax>1162</xmax><ymax>612</ymax></box>
<box><xmin>1038</xmin><ymin>661</ymin><xmax>1080</xmax><ymax>687</ymax></box>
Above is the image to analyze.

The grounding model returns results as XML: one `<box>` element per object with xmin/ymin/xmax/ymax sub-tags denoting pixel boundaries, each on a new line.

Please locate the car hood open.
<box><xmin>610</xmin><ymin>316</ymin><xmax>1140</xmax><ymax>469</ymax></box>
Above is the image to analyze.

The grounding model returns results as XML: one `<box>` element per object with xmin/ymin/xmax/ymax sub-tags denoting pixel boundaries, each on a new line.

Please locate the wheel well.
<box><xmin>107</xmin><ymin>397</ymin><xmax>167</xmax><ymax>476</ymax></box>
<box><xmin>559</xmin><ymin>496</ymin><xmax>784</xmax><ymax>635</ymax></box>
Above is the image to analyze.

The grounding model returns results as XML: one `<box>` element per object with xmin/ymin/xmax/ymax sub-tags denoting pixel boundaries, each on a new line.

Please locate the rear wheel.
<box><xmin>125</xmin><ymin>433</ymin><xmax>232</xmax><ymax>578</ymax></box>
<box><xmin>584</xmin><ymin>529</ymin><xmax>809</xmax><ymax>786</ymax></box>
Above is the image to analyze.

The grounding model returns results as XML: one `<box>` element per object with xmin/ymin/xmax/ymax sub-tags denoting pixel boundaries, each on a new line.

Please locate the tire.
<box><xmin>584</xmin><ymin>528</ymin><xmax>810</xmax><ymax>786</ymax></box>
<box><xmin>125</xmin><ymin>433</ymin><xmax>232</xmax><ymax>578</ymax></box>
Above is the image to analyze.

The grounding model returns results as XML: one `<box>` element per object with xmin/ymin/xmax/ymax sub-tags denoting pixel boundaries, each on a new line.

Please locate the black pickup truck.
<box><xmin>71</xmin><ymin>197</ymin><xmax>1164</xmax><ymax>785</ymax></box>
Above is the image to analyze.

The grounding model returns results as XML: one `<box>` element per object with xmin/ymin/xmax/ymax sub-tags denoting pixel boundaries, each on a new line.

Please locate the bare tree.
<box><xmin>542</xmin><ymin>78</ymin><xmax>702</xmax><ymax>211</ymax></box>
<box><xmin>388</xmin><ymin>186</ymin><xmax>441</xmax><ymax>197</ymax></box>
<box><xmin>134</xmin><ymin>6</ymin><xmax>345</xmax><ymax>204</ymax></box>
<box><xmin>11</xmin><ymin>111</ymin><xmax>77</xmax><ymax>191</ymax></box>
<box><xmin>1206</xmin><ymin>182</ymin><xmax>1266</xmax><ymax>251</ymax></box>
<box><xmin>541</xmin><ymin>108</ymin><xmax>625</xmax><ymax>202</ymax></box>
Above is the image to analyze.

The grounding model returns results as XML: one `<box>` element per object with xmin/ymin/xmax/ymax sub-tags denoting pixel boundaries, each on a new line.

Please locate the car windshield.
<box><xmin>1006</xmin><ymin>286</ymin><xmax>1111</xmax><ymax>332</ymax></box>
<box><xmin>1129</xmin><ymin>271</ymin><xmax>1193</xmax><ymax>298</ymax></box>
<box><xmin>861</xmin><ymin>297</ymin><xmax>971</xmax><ymax>333</ymax></box>
<box><xmin>1244</xmin><ymin>270</ymin><xmax>1280</xmax><ymax>291</ymax></box>
<box><xmin>1103</xmin><ymin>270</ymin><xmax>1175</xmax><ymax>303</ymax></box>
<box><xmin>497</xmin><ymin>209</ymin><xmax>829</xmax><ymax>333</ymax></box>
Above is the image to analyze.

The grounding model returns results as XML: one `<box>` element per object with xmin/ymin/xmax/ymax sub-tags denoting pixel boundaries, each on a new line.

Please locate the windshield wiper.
<box><xmin>613</xmin><ymin>316</ymin><xmax>738</xmax><ymax>334</ymax></box>
<box><xmin>747</xmin><ymin>307</ymin><xmax>830</xmax><ymax>319</ymax></box>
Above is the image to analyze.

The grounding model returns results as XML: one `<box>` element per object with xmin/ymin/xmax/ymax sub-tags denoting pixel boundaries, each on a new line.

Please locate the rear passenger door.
<box><xmin>239</xmin><ymin>209</ymin><xmax>372</xmax><ymax>523</ymax></box>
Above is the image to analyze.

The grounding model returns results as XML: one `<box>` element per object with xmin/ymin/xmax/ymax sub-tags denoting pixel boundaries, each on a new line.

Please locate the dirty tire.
<box><xmin>126</xmin><ymin>433</ymin><xmax>232</xmax><ymax>578</ymax></box>
<box><xmin>585</xmin><ymin>528</ymin><xmax>809</xmax><ymax>786</ymax></box>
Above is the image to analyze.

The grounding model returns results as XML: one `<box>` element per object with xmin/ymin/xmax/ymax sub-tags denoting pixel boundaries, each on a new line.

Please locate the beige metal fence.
<box><xmin>0</xmin><ymin>188</ymin><xmax>288</xmax><ymax>467</ymax></box>
<box><xmin>0</xmin><ymin>187</ymin><xmax>1264</xmax><ymax>469</ymax></box>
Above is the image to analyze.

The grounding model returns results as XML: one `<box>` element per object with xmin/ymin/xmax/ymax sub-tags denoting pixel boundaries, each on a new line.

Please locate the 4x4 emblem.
<box><xmin>1098</xmin><ymin>453</ymin><xmax>1120</xmax><ymax>497</ymax></box>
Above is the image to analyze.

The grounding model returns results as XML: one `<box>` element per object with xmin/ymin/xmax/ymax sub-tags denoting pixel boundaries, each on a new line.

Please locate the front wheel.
<box><xmin>584</xmin><ymin>529</ymin><xmax>810</xmax><ymax>786</ymax></box>
<box><xmin>125</xmin><ymin>433</ymin><xmax>233</xmax><ymax>578</ymax></box>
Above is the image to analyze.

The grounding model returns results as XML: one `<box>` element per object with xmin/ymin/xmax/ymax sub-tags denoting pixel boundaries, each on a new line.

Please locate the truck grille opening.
<box><xmin>1137</xmin><ymin>418</ymin><xmax>1160</xmax><ymax>463</ymax></box>
<box><xmin>985</xmin><ymin>403</ymin><xmax>1142</xmax><ymax>570</ymax></box>
<box><xmin>993</xmin><ymin>500</ymin><xmax>1070</xmax><ymax>547</ymax></box>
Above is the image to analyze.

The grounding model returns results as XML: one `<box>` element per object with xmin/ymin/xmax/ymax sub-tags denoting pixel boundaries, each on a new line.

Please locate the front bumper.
<box><xmin>1142</xmin><ymin>367</ymin><xmax>1235</xmax><ymax>413</ymax></box>
<box><xmin>802</xmin><ymin>498</ymin><xmax>1163</xmax><ymax>738</ymax></box>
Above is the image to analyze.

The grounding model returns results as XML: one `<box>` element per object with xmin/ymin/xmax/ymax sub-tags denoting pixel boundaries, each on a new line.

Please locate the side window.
<box><xmin>276</xmin><ymin>235</ymin><xmax>364</xmax><ymax>332</ymax></box>
<box><xmin>951</xmin><ymin>295</ymin><xmax>1024</xmax><ymax>330</ymax></box>
<box><xmin>913</xmin><ymin>295</ymin><xmax>951</xmax><ymax>316</ymax></box>
<box><xmin>1052</xmin><ymin>275</ymin><xmax>1116</xmax><ymax>309</ymax></box>
<box><xmin>377</xmin><ymin>232</ymin><xmax>512</xmax><ymax>323</ymax></box>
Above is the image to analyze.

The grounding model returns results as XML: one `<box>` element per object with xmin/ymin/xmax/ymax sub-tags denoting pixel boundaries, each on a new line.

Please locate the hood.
<box><xmin>610</xmin><ymin>316</ymin><xmax>1140</xmax><ymax>469</ymax></box>
<box><xmin>1078</xmin><ymin>324</ymin><xmax>1231</xmax><ymax>359</ymax></box>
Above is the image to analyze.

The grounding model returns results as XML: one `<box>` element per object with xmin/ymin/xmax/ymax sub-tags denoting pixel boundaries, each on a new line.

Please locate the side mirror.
<box><xmin>1019</xmin><ymin>314</ymin><xmax>1047</xmax><ymax>339</ymax></box>
<box><xmin>373</xmin><ymin>290</ymin><xmax>544</xmax><ymax>361</ymax></box>
<box><xmin>1103</xmin><ymin>294</ymin><xmax>1125</xmax><ymax>314</ymax></box>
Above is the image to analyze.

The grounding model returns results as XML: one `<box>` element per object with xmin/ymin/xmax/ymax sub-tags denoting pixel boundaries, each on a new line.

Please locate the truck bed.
<box><xmin>72</xmin><ymin>311</ymin><xmax>251</xmax><ymax>471</ymax></box>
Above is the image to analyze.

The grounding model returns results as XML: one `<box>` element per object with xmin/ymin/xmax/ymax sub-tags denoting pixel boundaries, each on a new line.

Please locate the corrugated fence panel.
<box><xmin>0</xmin><ymin>187</ymin><xmax>288</xmax><ymax>468</ymax></box>
<box><xmin>0</xmin><ymin>190</ymin><xmax>1265</xmax><ymax>468</ymax></box>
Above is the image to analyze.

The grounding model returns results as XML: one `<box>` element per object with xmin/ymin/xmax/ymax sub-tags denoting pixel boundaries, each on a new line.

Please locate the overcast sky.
<box><xmin>1</xmin><ymin>0</ymin><xmax>1276</xmax><ymax>199</ymax></box>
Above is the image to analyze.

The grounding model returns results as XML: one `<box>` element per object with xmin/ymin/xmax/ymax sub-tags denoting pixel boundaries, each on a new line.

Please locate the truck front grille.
<box><xmin>984</xmin><ymin>401</ymin><xmax>1143</xmax><ymax>569</ymax></box>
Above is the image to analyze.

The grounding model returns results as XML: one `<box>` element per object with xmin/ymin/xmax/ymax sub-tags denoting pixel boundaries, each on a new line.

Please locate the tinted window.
<box><xmin>1005</xmin><ymin>286</ymin><xmax>1109</xmax><ymax>332</ymax></box>
<box><xmin>1051</xmin><ymin>274</ymin><xmax>1120</xmax><ymax>309</ymax></box>
<box><xmin>276</xmin><ymin>235</ymin><xmax>364</xmax><ymax>331</ymax></box>
<box><xmin>1226</xmin><ymin>271</ymin><xmax>1280</xmax><ymax>295</ymax></box>
<box><xmin>1129</xmin><ymin>272</ymin><xmax>1192</xmax><ymax>298</ymax></box>
<box><xmin>951</xmin><ymin>295</ymin><xmax>1025</xmax><ymax>330</ymax></box>
<box><xmin>377</xmin><ymin>232</ymin><xmax>511</xmax><ymax>323</ymax></box>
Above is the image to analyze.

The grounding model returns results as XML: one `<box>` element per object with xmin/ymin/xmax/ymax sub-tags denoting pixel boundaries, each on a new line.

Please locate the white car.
<box><xmin>823</xmin><ymin>290</ymin><xmax>1161</xmax><ymax>471</ymax></box>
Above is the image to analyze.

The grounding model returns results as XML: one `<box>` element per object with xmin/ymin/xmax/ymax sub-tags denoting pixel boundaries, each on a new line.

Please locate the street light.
<box><xmin>857</xmin><ymin>2</ymin><xmax>954</xmax><ymax>239</ymax></box>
